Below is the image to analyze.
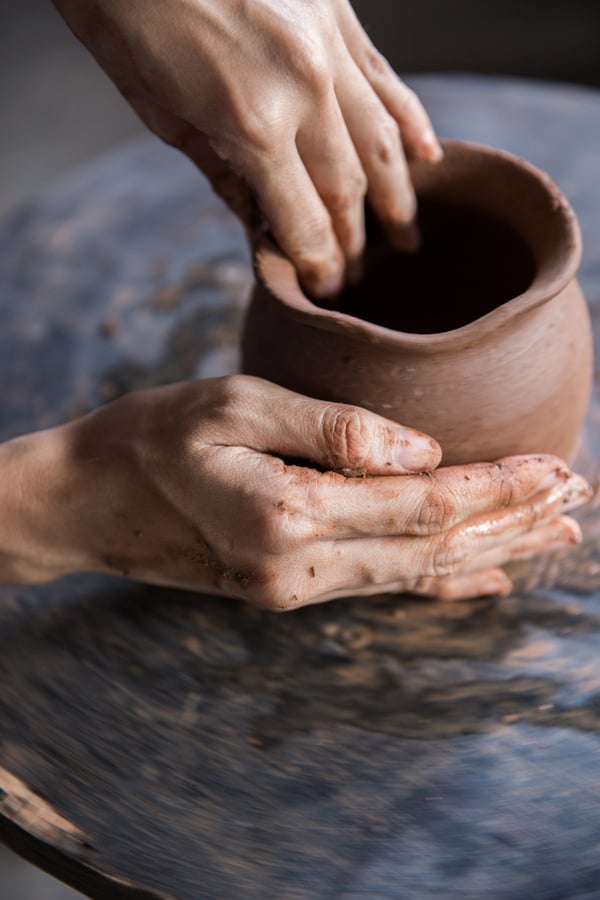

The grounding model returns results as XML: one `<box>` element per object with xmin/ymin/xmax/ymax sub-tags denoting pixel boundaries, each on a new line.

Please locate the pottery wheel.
<box><xmin>1</xmin><ymin>76</ymin><xmax>600</xmax><ymax>900</ymax></box>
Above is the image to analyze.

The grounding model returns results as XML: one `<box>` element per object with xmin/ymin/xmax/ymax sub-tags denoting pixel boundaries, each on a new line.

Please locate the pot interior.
<box><xmin>314</xmin><ymin>199</ymin><xmax>536</xmax><ymax>334</ymax></box>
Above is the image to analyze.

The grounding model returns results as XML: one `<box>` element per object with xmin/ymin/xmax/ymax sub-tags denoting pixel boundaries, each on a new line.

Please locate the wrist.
<box><xmin>0</xmin><ymin>425</ymin><xmax>85</xmax><ymax>584</ymax></box>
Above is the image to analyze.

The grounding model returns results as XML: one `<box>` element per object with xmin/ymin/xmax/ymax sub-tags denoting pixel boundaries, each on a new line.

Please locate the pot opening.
<box><xmin>311</xmin><ymin>198</ymin><xmax>537</xmax><ymax>334</ymax></box>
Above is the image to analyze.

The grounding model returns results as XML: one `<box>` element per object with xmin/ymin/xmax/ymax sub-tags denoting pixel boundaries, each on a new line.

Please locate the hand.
<box><xmin>2</xmin><ymin>377</ymin><xmax>590</xmax><ymax>608</ymax></box>
<box><xmin>52</xmin><ymin>0</ymin><xmax>442</xmax><ymax>297</ymax></box>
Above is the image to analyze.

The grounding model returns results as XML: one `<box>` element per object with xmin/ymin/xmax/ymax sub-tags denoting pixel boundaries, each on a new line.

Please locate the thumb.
<box><xmin>235</xmin><ymin>377</ymin><xmax>442</xmax><ymax>475</ymax></box>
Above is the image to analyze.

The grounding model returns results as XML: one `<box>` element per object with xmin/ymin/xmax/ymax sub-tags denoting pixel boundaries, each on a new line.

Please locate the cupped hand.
<box><xmin>9</xmin><ymin>377</ymin><xmax>590</xmax><ymax>609</ymax></box>
<box><xmin>53</xmin><ymin>0</ymin><xmax>442</xmax><ymax>297</ymax></box>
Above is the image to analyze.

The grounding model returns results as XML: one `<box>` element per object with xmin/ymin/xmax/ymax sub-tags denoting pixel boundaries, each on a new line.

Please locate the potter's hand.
<box><xmin>52</xmin><ymin>0</ymin><xmax>442</xmax><ymax>297</ymax></box>
<box><xmin>1</xmin><ymin>377</ymin><xmax>590</xmax><ymax>607</ymax></box>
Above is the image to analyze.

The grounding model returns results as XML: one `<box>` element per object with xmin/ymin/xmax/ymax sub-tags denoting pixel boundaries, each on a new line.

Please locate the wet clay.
<box><xmin>321</xmin><ymin>201</ymin><xmax>536</xmax><ymax>334</ymax></box>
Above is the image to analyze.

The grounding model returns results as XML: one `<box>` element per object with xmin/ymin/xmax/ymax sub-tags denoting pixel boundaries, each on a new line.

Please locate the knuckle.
<box><xmin>320</xmin><ymin>405</ymin><xmax>374</xmax><ymax>471</ymax></box>
<box><xmin>372</xmin><ymin>116</ymin><xmax>401</xmax><ymax>166</ymax></box>
<box><xmin>210</xmin><ymin>375</ymin><xmax>251</xmax><ymax>418</ymax></box>
<box><xmin>215</xmin><ymin>104</ymin><xmax>285</xmax><ymax>158</ymax></box>
<box><xmin>363</xmin><ymin>46</ymin><xmax>390</xmax><ymax>81</ymax></box>
<box><xmin>322</xmin><ymin>165</ymin><xmax>367</xmax><ymax>213</ymax></box>
<box><xmin>323</xmin><ymin>180</ymin><xmax>366</xmax><ymax>218</ymax></box>
<box><xmin>200</xmin><ymin>374</ymin><xmax>268</xmax><ymax>436</ymax></box>
<box><xmin>254</xmin><ymin>498</ymin><xmax>297</xmax><ymax>558</ymax></box>
<box><xmin>404</xmin><ymin>575</ymin><xmax>435</xmax><ymax>596</ymax></box>
<box><xmin>400</xmin><ymin>574</ymin><xmax>457</xmax><ymax>600</ymax></box>
<box><xmin>304</xmin><ymin>59</ymin><xmax>331</xmax><ymax>97</ymax></box>
<box><xmin>239</xmin><ymin>115</ymin><xmax>284</xmax><ymax>156</ymax></box>
<box><xmin>252</xmin><ymin>576</ymin><xmax>304</xmax><ymax>613</ymax></box>
<box><xmin>290</xmin><ymin>38</ymin><xmax>331</xmax><ymax>95</ymax></box>
<box><xmin>291</xmin><ymin>236</ymin><xmax>341</xmax><ymax>282</ymax></box>
<box><xmin>396</xmin><ymin>85</ymin><xmax>421</xmax><ymax>116</ymax></box>
<box><xmin>430</xmin><ymin>531</ymin><xmax>464</xmax><ymax>577</ymax></box>
<box><xmin>252</xmin><ymin>490</ymin><xmax>310</xmax><ymax>556</ymax></box>
<box><xmin>355</xmin><ymin>562</ymin><xmax>379</xmax><ymax>587</ymax></box>
<box><xmin>253</xmin><ymin>507</ymin><xmax>289</xmax><ymax>555</ymax></box>
<box><xmin>349</xmin><ymin>166</ymin><xmax>369</xmax><ymax>196</ymax></box>
<box><xmin>388</xmin><ymin>195</ymin><xmax>417</xmax><ymax>227</ymax></box>
<box><xmin>414</xmin><ymin>483</ymin><xmax>457</xmax><ymax>535</ymax></box>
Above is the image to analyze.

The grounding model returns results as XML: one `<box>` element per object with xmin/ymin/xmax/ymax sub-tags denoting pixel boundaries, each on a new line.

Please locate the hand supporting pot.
<box><xmin>0</xmin><ymin>376</ymin><xmax>589</xmax><ymax>608</ymax></box>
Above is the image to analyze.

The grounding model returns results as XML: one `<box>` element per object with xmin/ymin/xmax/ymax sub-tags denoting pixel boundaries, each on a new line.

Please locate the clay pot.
<box><xmin>241</xmin><ymin>139</ymin><xmax>592</xmax><ymax>466</ymax></box>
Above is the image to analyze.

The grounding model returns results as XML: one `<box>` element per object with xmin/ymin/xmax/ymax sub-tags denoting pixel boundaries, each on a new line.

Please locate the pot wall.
<box><xmin>242</xmin><ymin>278</ymin><xmax>592</xmax><ymax>466</ymax></box>
<box><xmin>242</xmin><ymin>141</ymin><xmax>593</xmax><ymax>467</ymax></box>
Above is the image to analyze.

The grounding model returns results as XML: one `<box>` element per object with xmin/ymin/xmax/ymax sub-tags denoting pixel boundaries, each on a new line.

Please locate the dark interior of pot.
<box><xmin>313</xmin><ymin>198</ymin><xmax>536</xmax><ymax>335</ymax></box>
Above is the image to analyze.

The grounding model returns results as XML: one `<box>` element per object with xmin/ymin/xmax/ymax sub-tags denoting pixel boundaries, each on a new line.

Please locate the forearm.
<box><xmin>0</xmin><ymin>427</ymin><xmax>78</xmax><ymax>584</ymax></box>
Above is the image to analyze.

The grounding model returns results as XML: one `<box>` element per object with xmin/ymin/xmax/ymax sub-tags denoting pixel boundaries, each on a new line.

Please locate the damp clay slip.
<box><xmin>242</xmin><ymin>139</ymin><xmax>592</xmax><ymax>466</ymax></box>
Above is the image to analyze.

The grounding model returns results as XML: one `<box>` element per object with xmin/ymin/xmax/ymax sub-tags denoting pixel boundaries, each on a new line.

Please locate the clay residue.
<box><xmin>0</xmin><ymin>765</ymin><xmax>91</xmax><ymax>852</ymax></box>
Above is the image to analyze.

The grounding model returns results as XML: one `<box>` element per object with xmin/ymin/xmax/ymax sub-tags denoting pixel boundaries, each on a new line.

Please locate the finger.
<box><xmin>312</xmin><ymin>485</ymin><xmax>588</xmax><ymax>596</ymax></box>
<box><xmin>218</xmin><ymin>376</ymin><xmax>441</xmax><ymax>474</ymax></box>
<box><xmin>296</xmin><ymin>89</ymin><xmax>367</xmax><ymax>268</ymax></box>
<box><xmin>334</xmin><ymin>1</ymin><xmax>443</xmax><ymax>162</ymax></box>
<box><xmin>308</xmin><ymin>567</ymin><xmax>512</xmax><ymax>605</ymax></box>
<box><xmin>317</xmin><ymin>457</ymin><xmax>591</xmax><ymax>539</ymax></box>
<box><xmin>209</xmin><ymin>136</ymin><xmax>344</xmax><ymax>299</ymax></box>
<box><xmin>462</xmin><ymin>515</ymin><xmax>582</xmax><ymax>573</ymax></box>
<box><xmin>413</xmin><ymin>516</ymin><xmax>582</xmax><ymax>597</ymax></box>
<box><xmin>417</xmin><ymin>568</ymin><xmax>513</xmax><ymax>601</ymax></box>
<box><xmin>334</xmin><ymin>52</ymin><xmax>419</xmax><ymax>251</ymax></box>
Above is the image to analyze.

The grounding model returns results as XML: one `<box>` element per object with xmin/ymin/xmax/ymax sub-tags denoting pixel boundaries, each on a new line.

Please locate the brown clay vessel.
<box><xmin>242</xmin><ymin>139</ymin><xmax>592</xmax><ymax>465</ymax></box>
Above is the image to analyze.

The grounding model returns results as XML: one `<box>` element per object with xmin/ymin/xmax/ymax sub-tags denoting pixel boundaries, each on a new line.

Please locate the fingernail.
<box><xmin>389</xmin><ymin>221</ymin><xmax>421</xmax><ymax>254</ymax></box>
<box><xmin>537</xmin><ymin>467</ymin><xmax>571</xmax><ymax>492</ymax></box>
<box><xmin>538</xmin><ymin>471</ymin><xmax>592</xmax><ymax>511</ymax></box>
<box><xmin>549</xmin><ymin>517</ymin><xmax>582</xmax><ymax>547</ymax></box>
<box><xmin>543</xmin><ymin>474</ymin><xmax>592</xmax><ymax>513</ymax></box>
<box><xmin>419</xmin><ymin>128</ymin><xmax>444</xmax><ymax>163</ymax></box>
<box><xmin>396</xmin><ymin>432</ymin><xmax>441</xmax><ymax>471</ymax></box>
<box><xmin>560</xmin><ymin>474</ymin><xmax>593</xmax><ymax>512</ymax></box>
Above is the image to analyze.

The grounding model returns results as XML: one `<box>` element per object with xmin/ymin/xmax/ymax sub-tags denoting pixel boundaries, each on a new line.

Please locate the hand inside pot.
<box><xmin>52</xmin><ymin>0</ymin><xmax>442</xmax><ymax>298</ymax></box>
<box><xmin>2</xmin><ymin>376</ymin><xmax>590</xmax><ymax>607</ymax></box>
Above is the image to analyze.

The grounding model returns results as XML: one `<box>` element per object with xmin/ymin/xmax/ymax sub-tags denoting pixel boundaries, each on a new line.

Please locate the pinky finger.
<box><xmin>310</xmin><ymin>567</ymin><xmax>512</xmax><ymax>605</ymax></box>
<box><xmin>409</xmin><ymin>568</ymin><xmax>513</xmax><ymax>601</ymax></box>
<box><xmin>372</xmin><ymin>77</ymin><xmax>443</xmax><ymax>164</ymax></box>
<box><xmin>463</xmin><ymin>515</ymin><xmax>582</xmax><ymax>574</ymax></box>
<box><xmin>336</xmin><ymin>3</ymin><xmax>443</xmax><ymax>162</ymax></box>
<box><xmin>308</xmin><ymin>514</ymin><xmax>581</xmax><ymax>607</ymax></box>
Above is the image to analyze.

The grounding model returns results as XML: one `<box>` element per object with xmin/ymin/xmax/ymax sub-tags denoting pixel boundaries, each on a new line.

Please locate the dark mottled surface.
<box><xmin>1</xmin><ymin>77</ymin><xmax>600</xmax><ymax>899</ymax></box>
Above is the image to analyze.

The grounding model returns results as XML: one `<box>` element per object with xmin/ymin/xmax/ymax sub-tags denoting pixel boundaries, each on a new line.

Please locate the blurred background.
<box><xmin>0</xmin><ymin>0</ymin><xmax>598</xmax><ymax>896</ymax></box>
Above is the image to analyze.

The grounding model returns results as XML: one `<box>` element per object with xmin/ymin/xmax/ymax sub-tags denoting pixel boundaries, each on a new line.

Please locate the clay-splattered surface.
<box><xmin>0</xmin><ymin>77</ymin><xmax>600</xmax><ymax>899</ymax></box>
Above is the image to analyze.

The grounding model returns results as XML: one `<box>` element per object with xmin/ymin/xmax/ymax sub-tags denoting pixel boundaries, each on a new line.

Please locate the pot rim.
<box><xmin>253</xmin><ymin>138</ymin><xmax>582</xmax><ymax>353</ymax></box>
